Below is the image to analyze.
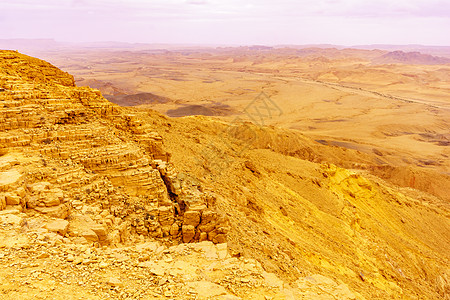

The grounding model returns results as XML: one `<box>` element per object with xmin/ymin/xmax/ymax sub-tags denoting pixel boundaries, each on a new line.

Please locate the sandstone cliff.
<box><xmin>0</xmin><ymin>50</ymin><xmax>229</xmax><ymax>247</ymax></box>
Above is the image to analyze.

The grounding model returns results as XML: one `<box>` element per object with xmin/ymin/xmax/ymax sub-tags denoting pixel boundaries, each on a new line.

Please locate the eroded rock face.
<box><xmin>0</xmin><ymin>194</ymin><xmax>6</xmax><ymax>210</ymax></box>
<box><xmin>0</xmin><ymin>50</ymin><xmax>228</xmax><ymax>246</ymax></box>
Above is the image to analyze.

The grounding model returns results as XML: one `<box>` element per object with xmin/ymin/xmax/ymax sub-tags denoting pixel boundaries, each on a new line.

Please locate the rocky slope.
<box><xmin>0</xmin><ymin>50</ymin><xmax>229</xmax><ymax>247</ymax></box>
<box><xmin>0</xmin><ymin>50</ymin><xmax>449</xmax><ymax>299</ymax></box>
<box><xmin>142</xmin><ymin>112</ymin><xmax>450</xmax><ymax>299</ymax></box>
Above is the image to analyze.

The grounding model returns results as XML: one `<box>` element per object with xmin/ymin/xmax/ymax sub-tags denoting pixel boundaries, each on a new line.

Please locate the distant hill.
<box><xmin>373</xmin><ymin>50</ymin><xmax>450</xmax><ymax>65</ymax></box>
<box><xmin>351</xmin><ymin>44</ymin><xmax>450</xmax><ymax>58</ymax></box>
<box><xmin>105</xmin><ymin>92</ymin><xmax>171</xmax><ymax>106</ymax></box>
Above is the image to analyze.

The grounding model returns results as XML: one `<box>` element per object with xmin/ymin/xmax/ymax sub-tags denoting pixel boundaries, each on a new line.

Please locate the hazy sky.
<box><xmin>1</xmin><ymin>0</ymin><xmax>449</xmax><ymax>45</ymax></box>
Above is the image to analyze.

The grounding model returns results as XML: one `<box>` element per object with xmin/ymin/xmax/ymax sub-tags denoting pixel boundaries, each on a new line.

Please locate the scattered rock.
<box><xmin>187</xmin><ymin>281</ymin><xmax>227</xmax><ymax>299</ymax></box>
<box><xmin>295</xmin><ymin>274</ymin><xmax>356</xmax><ymax>300</ymax></box>
<box><xmin>45</xmin><ymin>219</ymin><xmax>69</xmax><ymax>236</ymax></box>
<box><xmin>137</xmin><ymin>261</ymin><xmax>166</xmax><ymax>276</ymax></box>
<box><xmin>0</xmin><ymin>213</ymin><xmax>23</xmax><ymax>226</ymax></box>
<box><xmin>135</xmin><ymin>241</ymin><xmax>160</xmax><ymax>252</ymax></box>
<box><xmin>106</xmin><ymin>277</ymin><xmax>123</xmax><ymax>288</ymax></box>
<box><xmin>81</xmin><ymin>229</ymin><xmax>99</xmax><ymax>242</ymax></box>
<box><xmin>90</xmin><ymin>224</ymin><xmax>107</xmax><ymax>241</ymax></box>
<box><xmin>262</xmin><ymin>271</ymin><xmax>284</xmax><ymax>289</ymax></box>
<box><xmin>5</xmin><ymin>193</ymin><xmax>21</xmax><ymax>206</ymax></box>
<box><xmin>34</xmin><ymin>204</ymin><xmax>69</xmax><ymax>219</ymax></box>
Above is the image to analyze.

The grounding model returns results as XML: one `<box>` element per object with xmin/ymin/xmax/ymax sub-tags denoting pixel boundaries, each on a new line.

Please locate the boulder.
<box><xmin>213</xmin><ymin>234</ymin><xmax>227</xmax><ymax>244</ymax></box>
<box><xmin>182</xmin><ymin>225</ymin><xmax>195</xmax><ymax>243</ymax></box>
<box><xmin>34</xmin><ymin>204</ymin><xmax>69</xmax><ymax>219</ymax></box>
<box><xmin>81</xmin><ymin>229</ymin><xmax>99</xmax><ymax>242</ymax></box>
<box><xmin>198</xmin><ymin>210</ymin><xmax>219</xmax><ymax>233</ymax></box>
<box><xmin>198</xmin><ymin>222</ymin><xmax>216</xmax><ymax>233</ymax></box>
<box><xmin>45</xmin><ymin>219</ymin><xmax>69</xmax><ymax>236</ymax></box>
<box><xmin>201</xmin><ymin>210</ymin><xmax>217</xmax><ymax>223</ymax></box>
<box><xmin>43</xmin><ymin>189</ymin><xmax>64</xmax><ymax>207</ymax></box>
<box><xmin>169</xmin><ymin>223</ymin><xmax>179</xmax><ymax>236</ymax></box>
<box><xmin>199</xmin><ymin>232</ymin><xmax>208</xmax><ymax>242</ymax></box>
<box><xmin>90</xmin><ymin>224</ymin><xmax>107</xmax><ymax>241</ymax></box>
<box><xmin>5</xmin><ymin>193</ymin><xmax>20</xmax><ymax>206</ymax></box>
<box><xmin>29</xmin><ymin>182</ymin><xmax>51</xmax><ymax>193</ymax></box>
<box><xmin>184</xmin><ymin>210</ymin><xmax>201</xmax><ymax>227</ymax></box>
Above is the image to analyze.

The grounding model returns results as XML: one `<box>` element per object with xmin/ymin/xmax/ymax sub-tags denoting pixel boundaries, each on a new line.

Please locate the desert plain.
<box><xmin>41</xmin><ymin>45</ymin><xmax>450</xmax><ymax>196</ymax></box>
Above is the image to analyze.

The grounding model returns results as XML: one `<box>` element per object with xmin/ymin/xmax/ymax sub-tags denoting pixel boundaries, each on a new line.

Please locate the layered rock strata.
<box><xmin>0</xmin><ymin>50</ymin><xmax>228</xmax><ymax>246</ymax></box>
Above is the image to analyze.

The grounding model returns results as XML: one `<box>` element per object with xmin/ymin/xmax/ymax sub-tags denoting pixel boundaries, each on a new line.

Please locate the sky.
<box><xmin>0</xmin><ymin>0</ymin><xmax>449</xmax><ymax>46</ymax></box>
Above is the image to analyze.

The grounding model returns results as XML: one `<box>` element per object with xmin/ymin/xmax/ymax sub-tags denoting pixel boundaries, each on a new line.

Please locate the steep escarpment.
<box><xmin>0</xmin><ymin>50</ymin><xmax>75</xmax><ymax>87</ymax></box>
<box><xmin>145</xmin><ymin>112</ymin><xmax>450</xmax><ymax>299</ymax></box>
<box><xmin>0</xmin><ymin>50</ymin><xmax>228</xmax><ymax>247</ymax></box>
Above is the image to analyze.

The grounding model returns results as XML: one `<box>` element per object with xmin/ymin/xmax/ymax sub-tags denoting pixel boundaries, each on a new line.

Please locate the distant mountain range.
<box><xmin>372</xmin><ymin>50</ymin><xmax>450</xmax><ymax>65</ymax></box>
<box><xmin>1</xmin><ymin>39</ymin><xmax>449</xmax><ymax>64</ymax></box>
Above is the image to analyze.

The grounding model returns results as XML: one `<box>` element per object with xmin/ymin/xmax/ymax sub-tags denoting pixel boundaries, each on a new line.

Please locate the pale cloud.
<box><xmin>0</xmin><ymin>0</ymin><xmax>448</xmax><ymax>45</ymax></box>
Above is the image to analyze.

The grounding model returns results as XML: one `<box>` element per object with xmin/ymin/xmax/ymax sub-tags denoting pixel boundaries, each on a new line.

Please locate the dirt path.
<box><xmin>293</xmin><ymin>77</ymin><xmax>450</xmax><ymax>110</ymax></box>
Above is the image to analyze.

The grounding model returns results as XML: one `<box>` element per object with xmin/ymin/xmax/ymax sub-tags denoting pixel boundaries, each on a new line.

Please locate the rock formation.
<box><xmin>0</xmin><ymin>50</ymin><xmax>228</xmax><ymax>246</ymax></box>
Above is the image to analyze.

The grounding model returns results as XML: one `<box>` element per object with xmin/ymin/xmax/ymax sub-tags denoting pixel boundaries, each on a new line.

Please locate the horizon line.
<box><xmin>0</xmin><ymin>38</ymin><xmax>449</xmax><ymax>49</ymax></box>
